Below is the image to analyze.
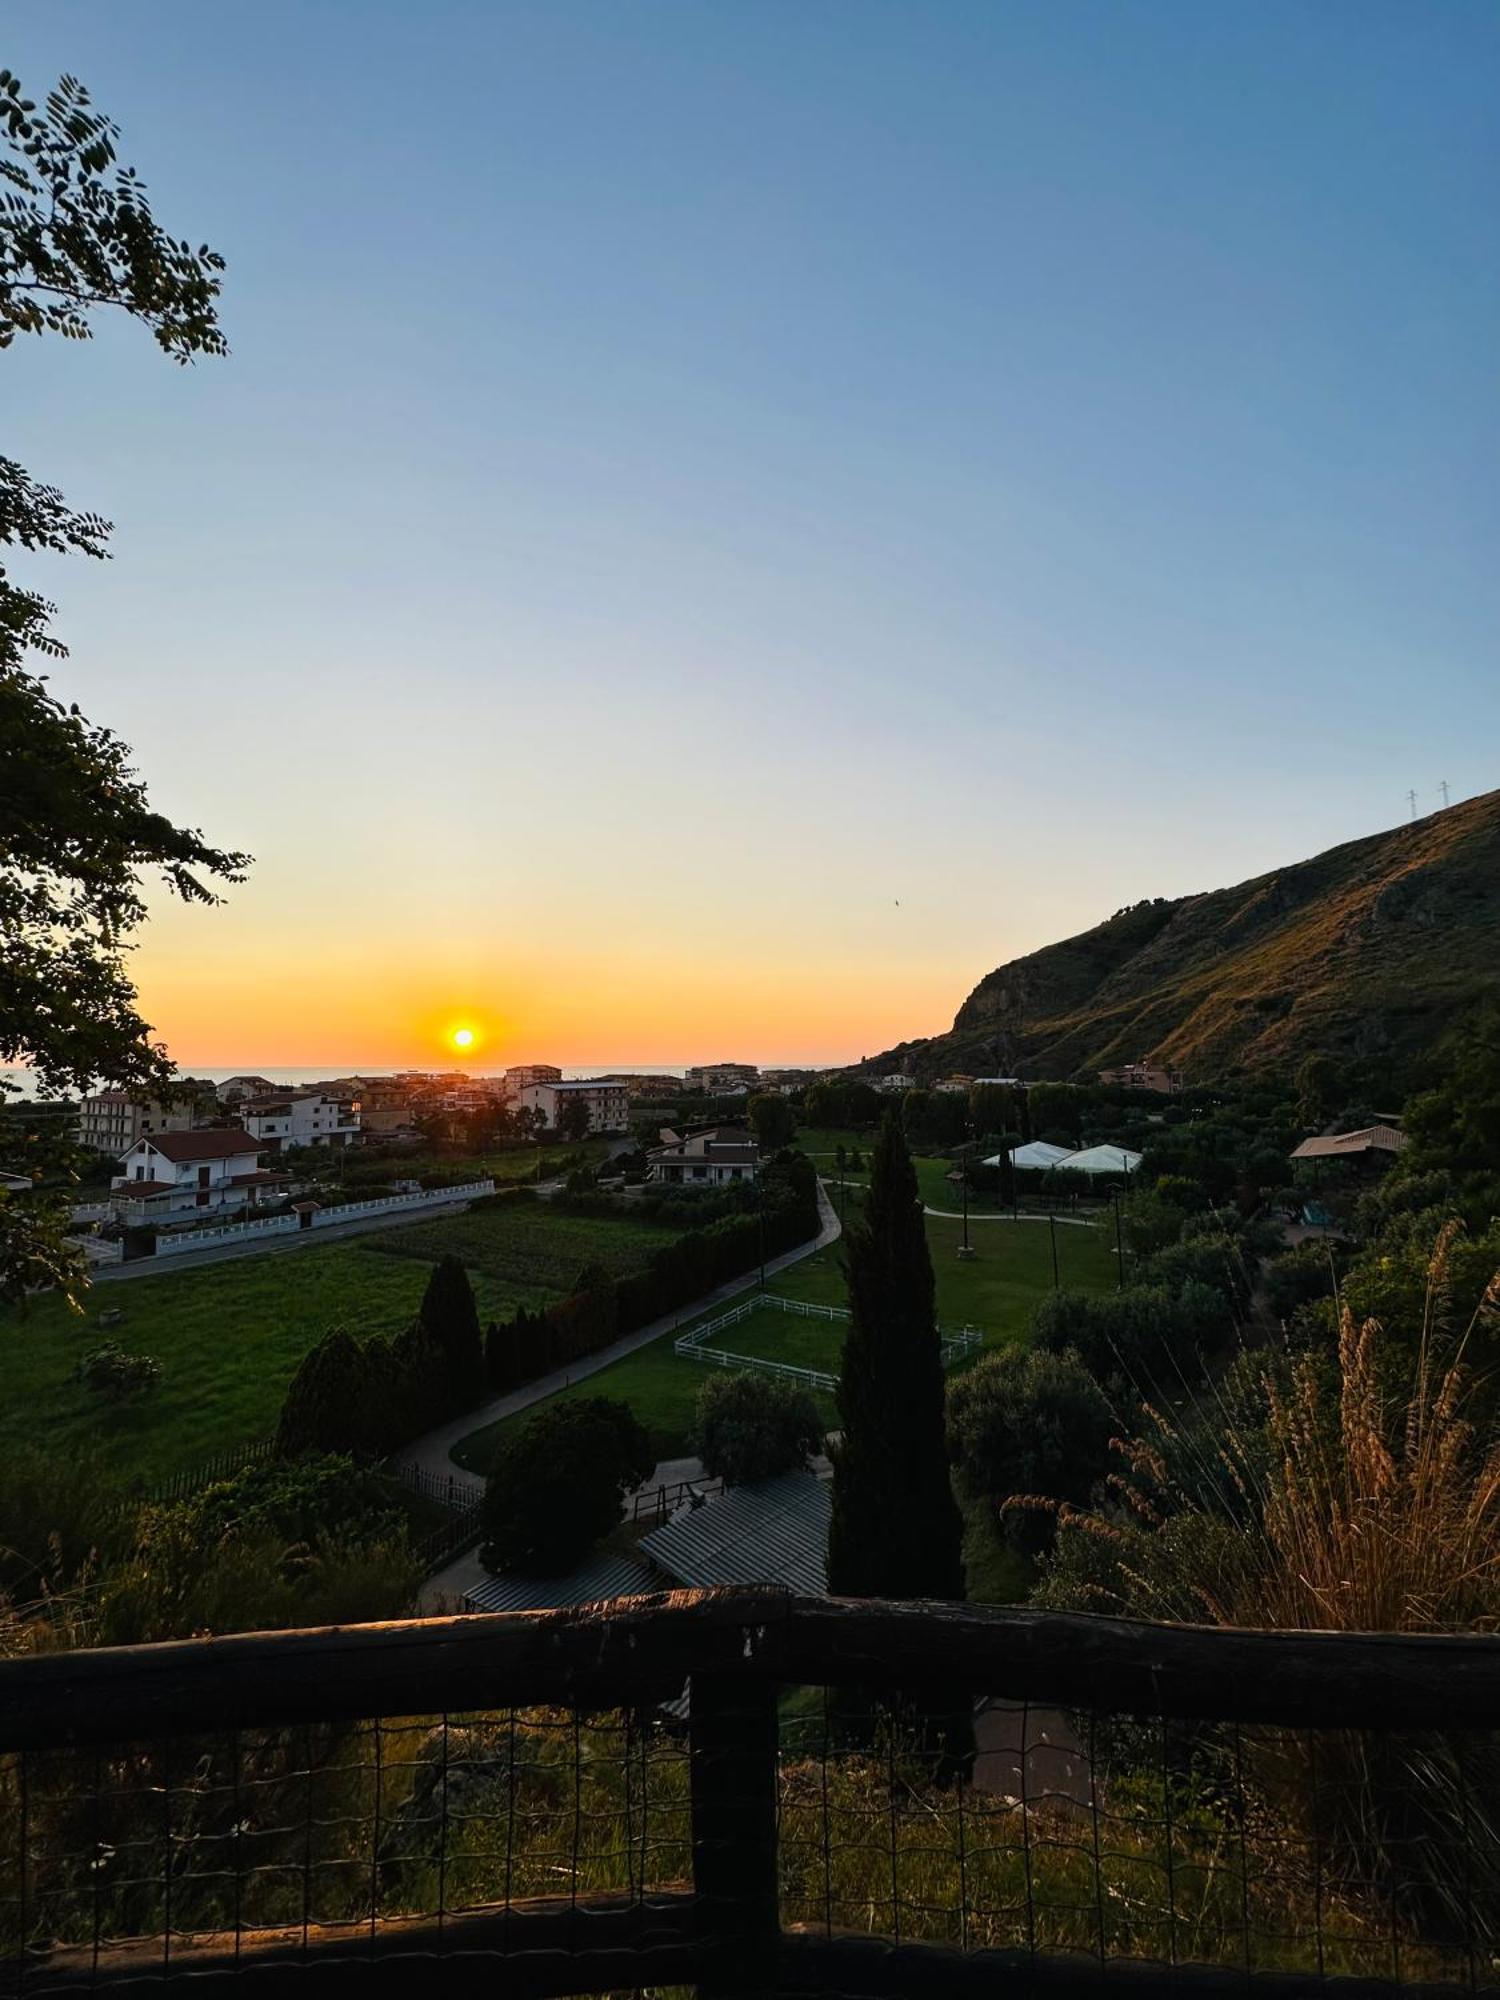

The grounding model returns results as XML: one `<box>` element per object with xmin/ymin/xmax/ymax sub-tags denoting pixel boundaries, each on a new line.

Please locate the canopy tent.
<box><xmin>1055</xmin><ymin>1144</ymin><xmax>1142</xmax><ymax>1177</ymax></box>
<box><xmin>984</xmin><ymin>1140</ymin><xmax>1074</xmax><ymax>1171</ymax></box>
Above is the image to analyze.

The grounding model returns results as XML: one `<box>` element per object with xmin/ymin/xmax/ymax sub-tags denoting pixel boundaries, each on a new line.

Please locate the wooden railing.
<box><xmin>3</xmin><ymin>1587</ymin><xmax>1499</xmax><ymax>1996</ymax></box>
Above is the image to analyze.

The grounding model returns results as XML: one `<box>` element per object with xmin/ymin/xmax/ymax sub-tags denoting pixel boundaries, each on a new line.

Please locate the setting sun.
<box><xmin>450</xmin><ymin>1026</ymin><xmax>476</xmax><ymax>1052</ymax></box>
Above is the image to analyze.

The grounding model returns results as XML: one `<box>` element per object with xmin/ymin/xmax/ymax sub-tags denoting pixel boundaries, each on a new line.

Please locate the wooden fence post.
<box><xmin>689</xmin><ymin>1667</ymin><xmax>781</xmax><ymax>1996</ymax></box>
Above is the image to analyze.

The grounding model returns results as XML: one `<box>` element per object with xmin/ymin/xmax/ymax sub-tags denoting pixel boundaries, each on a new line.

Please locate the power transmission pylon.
<box><xmin>1407</xmin><ymin>788</ymin><xmax>1418</xmax><ymax>822</ymax></box>
<box><xmin>1439</xmin><ymin>779</ymin><xmax>1450</xmax><ymax>810</ymax></box>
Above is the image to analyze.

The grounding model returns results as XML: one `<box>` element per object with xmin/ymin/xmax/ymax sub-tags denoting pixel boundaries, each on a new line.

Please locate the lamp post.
<box><xmin>1113</xmin><ymin>1186</ymin><xmax>1125</xmax><ymax>1289</ymax></box>
<box><xmin>1049</xmin><ymin>1211</ymin><xmax>1060</xmax><ymax>1290</ymax></box>
<box><xmin>957</xmin><ymin>1125</ymin><xmax>977</xmax><ymax>1260</ymax></box>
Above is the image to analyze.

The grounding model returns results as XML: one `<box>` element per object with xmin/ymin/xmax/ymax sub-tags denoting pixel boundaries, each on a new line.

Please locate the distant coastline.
<box><xmin>1</xmin><ymin>1061</ymin><xmax>832</xmax><ymax>1098</ymax></box>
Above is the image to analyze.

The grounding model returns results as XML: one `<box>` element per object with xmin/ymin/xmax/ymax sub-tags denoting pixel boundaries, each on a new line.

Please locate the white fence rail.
<box><xmin>673</xmin><ymin>1290</ymin><xmax>983</xmax><ymax>1390</ymax></box>
<box><xmin>155</xmin><ymin>1214</ymin><xmax>299</xmax><ymax>1255</ymax></box>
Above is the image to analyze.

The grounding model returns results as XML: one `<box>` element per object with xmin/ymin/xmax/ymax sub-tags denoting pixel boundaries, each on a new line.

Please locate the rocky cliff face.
<box><xmin>862</xmin><ymin>790</ymin><xmax>1500</xmax><ymax>1089</ymax></box>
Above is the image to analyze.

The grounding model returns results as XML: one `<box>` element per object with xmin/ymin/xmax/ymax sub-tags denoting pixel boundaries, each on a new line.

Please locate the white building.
<box><xmin>646</xmin><ymin>1127</ymin><xmax>760</xmax><ymax>1187</ymax></box>
<box><xmin>77</xmin><ymin>1090</ymin><xmax>202</xmax><ymax>1155</ymax></box>
<box><xmin>110</xmin><ymin>1130</ymin><xmax>285</xmax><ymax>1225</ymax></box>
<box><xmin>240</xmin><ymin>1091</ymin><xmax>361</xmax><ymax>1152</ymax></box>
<box><xmin>516</xmin><ymin>1080</ymin><xmax>630</xmax><ymax>1135</ymax></box>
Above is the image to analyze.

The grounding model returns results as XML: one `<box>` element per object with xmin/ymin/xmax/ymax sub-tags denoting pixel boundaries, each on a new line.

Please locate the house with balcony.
<box><xmin>646</xmin><ymin>1125</ymin><xmax>761</xmax><ymax>1187</ymax></box>
<box><xmin>109</xmin><ymin>1130</ymin><xmax>286</xmax><ymax>1226</ymax></box>
<box><xmin>239</xmin><ymin>1091</ymin><xmax>361</xmax><ymax>1152</ymax></box>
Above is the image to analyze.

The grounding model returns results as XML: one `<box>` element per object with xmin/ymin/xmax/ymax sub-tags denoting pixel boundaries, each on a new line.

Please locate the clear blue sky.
<box><xmin>7</xmin><ymin>2</ymin><xmax>1497</xmax><ymax>1066</ymax></box>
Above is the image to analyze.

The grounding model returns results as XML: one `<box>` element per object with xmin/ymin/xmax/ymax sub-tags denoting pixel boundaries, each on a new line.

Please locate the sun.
<box><xmin>450</xmin><ymin>1025</ymin><xmax>477</xmax><ymax>1053</ymax></box>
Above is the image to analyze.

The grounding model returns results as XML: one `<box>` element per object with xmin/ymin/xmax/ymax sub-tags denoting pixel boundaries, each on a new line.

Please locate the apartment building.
<box><xmin>684</xmin><ymin>1063</ymin><xmax>760</xmax><ymax>1094</ymax></box>
<box><xmin>506</xmin><ymin>1064</ymin><xmax>563</xmax><ymax>1091</ymax></box>
<box><xmin>515</xmin><ymin>1079</ymin><xmax>630</xmax><ymax>1134</ymax></box>
<box><xmin>77</xmin><ymin>1089</ymin><xmax>207</xmax><ymax>1155</ymax></box>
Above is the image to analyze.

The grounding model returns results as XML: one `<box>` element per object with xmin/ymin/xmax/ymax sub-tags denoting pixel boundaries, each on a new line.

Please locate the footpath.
<box><xmin>397</xmin><ymin>1180</ymin><xmax>843</xmax><ymax>1497</ymax></box>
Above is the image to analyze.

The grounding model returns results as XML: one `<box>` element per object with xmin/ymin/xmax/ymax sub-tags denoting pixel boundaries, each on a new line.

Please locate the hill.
<box><xmin>864</xmin><ymin>790</ymin><xmax>1500</xmax><ymax>1090</ymax></box>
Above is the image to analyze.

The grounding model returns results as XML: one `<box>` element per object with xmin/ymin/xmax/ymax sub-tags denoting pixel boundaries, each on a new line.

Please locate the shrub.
<box><xmin>480</xmin><ymin>1398</ymin><xmax>653</xmax><ymax>1575</ymax></box>
<box><xmin>77</xmin><ymin>1342</ymin><xmax>162</xmax><ymax>1400</ymax></box>
<box><xmin>947</xmin><ymin>1345</ymin><xmax>1114</xmax><ymax>1552</ymax></box>
<box><xmin>184</xmin><ymin>1454</ymin><xmax>401</xmax><ymax>1550</ymax></box>
<box><xmin>1029</xmin><ymin>1284</ymin><xmax>1233</xmax><ymax>1391</ymax></box>
<box><xmin>1262</xmin><ymin>1240</ymin><xmax>1348</xmax><ymax>1321</ymax></box>
<box><xmin>277</xmin><ymin>1328</ymin><xmax>380</xmax><ymax>1460</ymax></box>
<box><xmin>1035</xmin><ymin>1223</ymin><xmax>1500</xmax><ymax>1945</ymax></box>
<box><xmin>1139</xmin><ymin>1233</ymin><xmax>1254</xmax><ymax>1311</ymax></box>
<box><xmin>693</xmin><ymin>1371</ymin><xmax>824</xmax><ymax>1485</ymax></box>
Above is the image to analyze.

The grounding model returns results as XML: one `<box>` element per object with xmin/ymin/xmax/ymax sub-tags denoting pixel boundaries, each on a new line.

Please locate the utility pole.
<box><xmin>1049</xmin><ymin>1212</ymin><xmax>1059</xmax><ymax>1290</ymax></box>
<box><xmin>1439</xmin><ymin>779</ymin><xmax>1450</xmax><ymax>810</ymax></box>
<box><xmin>1407</xmin><ymin>788</ymin><xmax>1418</xmax><ymax>823</ymax></box>
<box><xmin>1113</xmin><ymin>1187</ymin><xmax>1125</xmax><ymax>1290</ymax></box>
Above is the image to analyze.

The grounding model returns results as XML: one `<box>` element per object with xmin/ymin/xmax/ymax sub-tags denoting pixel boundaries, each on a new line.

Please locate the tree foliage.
<box><xmin>693</xmin><ymin>1370</ymin><xmax>823</xmax><ymax>1485</ymax></box>
<box><xmin>747</xmin><ymin>1092</ymin><xmax>797</xmax><ymax>1151</ymax></box>
<box><xmin>946</xmin><ymin>1344</ymin><xmax>1114</xmax><ymax>1553</ymax></box>
<box><xmin>0</xmin><ymin>69</ymin><xmax>244</xmax><ymax>1306</ymax></box>
<box><xmin>480</xmin><ymin>1398</ymin><xmax>652</xmax><ymax>1575</ymax></box>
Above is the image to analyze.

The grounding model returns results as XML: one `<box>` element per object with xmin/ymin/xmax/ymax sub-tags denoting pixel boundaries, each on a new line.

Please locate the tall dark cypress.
<box><xmin>417</xmin><ymin>1254</ymin><xmax>486</xmax><ymax>1410</ymax></box>
<box><xmin>828</xmin><ymin>1112</ymin><xmax>966</xmax><ymax>1602</ymax></box>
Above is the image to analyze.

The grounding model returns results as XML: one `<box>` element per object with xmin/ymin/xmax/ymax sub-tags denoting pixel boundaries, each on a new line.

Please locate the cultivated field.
<box><xmin>0</xmin><ymin>1200</ymin><xmax>677</xmax><ymax>1486</ymax></box>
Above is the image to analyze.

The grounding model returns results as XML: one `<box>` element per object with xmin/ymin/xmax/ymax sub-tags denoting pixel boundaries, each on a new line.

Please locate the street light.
<box><xmin>957</xmin><ymin>1123</ymin><xmax>977</xmax><ymax>1261</ymax></box>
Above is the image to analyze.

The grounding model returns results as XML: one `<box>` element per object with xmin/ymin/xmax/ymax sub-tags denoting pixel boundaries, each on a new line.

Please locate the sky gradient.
<box><xmin>8</xmin><ymin>2</ymin><xmax>1497</xmax><ymax>1069</ymax></box>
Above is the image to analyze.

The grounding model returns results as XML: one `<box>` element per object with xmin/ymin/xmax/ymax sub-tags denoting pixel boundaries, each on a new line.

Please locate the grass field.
<box><xmin>449</xmin><ymin>1214</ymin><xmax>1116</xmax><ymax>1475</ymax></box>
<box><xmin>364</xmin><ymin>1205</ymin><xmax>680</xmax><ymax>1291</ymax></box>
<box><xmin>0</xmin><ymin>1200</ymin><xmax>677</xmax><ymax>1487</ymax></box>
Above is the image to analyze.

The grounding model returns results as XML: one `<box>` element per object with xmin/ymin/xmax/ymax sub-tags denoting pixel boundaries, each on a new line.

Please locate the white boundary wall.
<box><xmin>153</xmin><ymin>1181</ymin><xmax>496</xmax><ymax>1258</ymax></box>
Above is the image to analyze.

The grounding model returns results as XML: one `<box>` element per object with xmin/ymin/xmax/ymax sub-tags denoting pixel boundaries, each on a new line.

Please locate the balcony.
<box><xmin>2</xmin><ymin>1587</ymin><xmax>1497</xmax><ymax>1997</ymax></box>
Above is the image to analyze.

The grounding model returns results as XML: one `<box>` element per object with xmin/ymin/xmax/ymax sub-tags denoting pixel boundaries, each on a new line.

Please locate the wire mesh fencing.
<box><xmin>2</xmin><ymin>1589</ymin><xmax>1499</xmax><ymax>1997</ymax></box>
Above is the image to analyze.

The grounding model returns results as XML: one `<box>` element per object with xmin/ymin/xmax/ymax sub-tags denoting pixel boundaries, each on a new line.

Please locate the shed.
<box><xmin>641</xmin><ymin>1470</ymin><xmax>831</xmax><ymax>1596</ymax></box>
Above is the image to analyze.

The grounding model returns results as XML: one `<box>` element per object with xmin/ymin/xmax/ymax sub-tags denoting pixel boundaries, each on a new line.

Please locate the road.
<box><xmin>396</xmin><ymin>1179</ymin><xmax>844</xmax><ymax>1494</ymax></box>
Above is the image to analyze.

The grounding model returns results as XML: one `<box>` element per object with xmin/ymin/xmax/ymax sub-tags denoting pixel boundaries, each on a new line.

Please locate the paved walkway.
<box><xmin>395</xmin><ymin>1182</ymin><xmax>844</xmax><ymax>1494</ymax></box>
<box><xmin>922</xmin><ymin>1207</ymin><xmax>1101</xmax><ymax>1227</ymax></box>
<box><xmin>94</xmin><ymin>1198</ymin><xmax>476</xmax><ymax>1281</ymax></box>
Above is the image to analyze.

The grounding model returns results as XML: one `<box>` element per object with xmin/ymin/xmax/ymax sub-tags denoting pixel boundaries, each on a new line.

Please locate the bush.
<box><xmin>1139</xmin><ymin>1234</ymin><xmax>1254</xmax><ymax>1311</ymax></box>
<box><xmin>693</xmin><ymin>1371</ymin><xmax>824</xmax><ymax>1485</ymax></box>
<box><xmin>1029</xmin><ymin>1283</ymin><xmax>1235</xmax><ymax>1390</ymax></box>
<box><xmin>183</xmin><ymin>1454</ymin><xmax>402</xmax><ymax>1550</ymax></box>
<box><xmin>947</xmin><ymin>1346</ymin><xmax>1114</xmax><ymax>1551</ymax></box>
<box><xmin>77</xmin><ymin>1342</ymin><xmax>162</xmax><ymax>1400</ymax></box>
<box><xmin>480</xmin><ymin>1398</ymin><xmax>653</xmax><ymax>1575</ymax></box>
<box><xmin>1262</xmin><ymin>1240</ymin><xmax>1348</xmax><ymax>1321</ymax></box>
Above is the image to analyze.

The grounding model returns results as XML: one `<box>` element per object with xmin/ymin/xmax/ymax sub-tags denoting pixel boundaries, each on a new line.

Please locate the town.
<box><xmin>0</xmin><ymin>12</ymin><xmax>1494</xmax><ymax>2000</ymax></box>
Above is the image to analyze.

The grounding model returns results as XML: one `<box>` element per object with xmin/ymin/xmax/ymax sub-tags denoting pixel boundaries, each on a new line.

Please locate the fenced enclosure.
<box><xmin>676</xmin><ymin>1292</ymin><xmax>983</xmax><ymax>1391</ymax></box>
<box><xmin>3</xmin><ymin>1587</ymin><xmax>1499</xmax><ymax>1996</ymax></box>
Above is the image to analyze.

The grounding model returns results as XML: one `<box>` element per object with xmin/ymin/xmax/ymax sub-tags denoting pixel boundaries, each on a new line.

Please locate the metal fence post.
<box><xmin>689</xmin><ymin>1667</ymin><xmax>780</xmax><ymax>1996</ymax></box>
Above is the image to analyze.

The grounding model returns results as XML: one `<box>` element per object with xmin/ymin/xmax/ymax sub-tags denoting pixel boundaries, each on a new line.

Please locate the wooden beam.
<box><xmin>774</xmin><ymin>1597</ymin><xmax>1500</xmax><ymax>1729</ymax></box>
<box><xmin>8</xmin><ymin>1890</ymin><xmax>699</xmax><ymax>1997</ymax></box>
<box><xmin>0</xmin><ymin>1587</ymin><xmax>793</xmax><ymax>1751</ymax></box>
<box><xmin>4</xmin><ymin>1588</ymin><xmax>1500</xmax><ymax>1751</ymax></box>
<box><xmin>779</xmin><ymin>1929</ymin><xmax>1474</xmax><ymax>2000</ymax></box>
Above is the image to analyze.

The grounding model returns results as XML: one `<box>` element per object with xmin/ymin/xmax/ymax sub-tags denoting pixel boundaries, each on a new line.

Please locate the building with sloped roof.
<box><xmin>641</xmin><ymin>1471</ymin><xmax>830</xmax><ymax>1595</ymax></box>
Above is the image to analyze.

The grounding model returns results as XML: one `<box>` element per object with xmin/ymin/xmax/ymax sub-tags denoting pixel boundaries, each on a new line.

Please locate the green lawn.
<box><xmin>449</xmin><ymin>1215</ymin><xmax>1117</xmax><ymax>1474</ymax></box>
<box><xmin>0</xmin><ymin>1199</ymin><xmax>679</xmax><ymax>1487</ymax></box>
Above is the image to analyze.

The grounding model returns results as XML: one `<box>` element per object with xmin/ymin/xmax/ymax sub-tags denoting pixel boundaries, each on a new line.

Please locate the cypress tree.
<box><xmin>828</xmin><ymin>1112</ymin><xmax>966</xmax><ymax>1601</ymax></box>
<box><xmin>417</xmin><ymin>1255</ymin><xmax>486</xmax><ymax>1410</ymax></box>
<box><xmin>277</xmin><ymin>1328</ymin><xmax>370</xmax><ymax>1459</ymax></box>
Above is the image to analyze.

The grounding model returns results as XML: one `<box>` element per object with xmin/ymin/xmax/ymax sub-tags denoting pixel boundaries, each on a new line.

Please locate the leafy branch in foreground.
<box><xmin>0</xmin><ymin>67</ymin><xmax>244</xmax><ymax>1306</ymax></box>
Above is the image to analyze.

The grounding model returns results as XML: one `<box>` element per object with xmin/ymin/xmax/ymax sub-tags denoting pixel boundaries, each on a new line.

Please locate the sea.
<box><xmin>2</xmin><ymin>1063</ymin><xmax>702</xmax><ymax>1100</ymax></box>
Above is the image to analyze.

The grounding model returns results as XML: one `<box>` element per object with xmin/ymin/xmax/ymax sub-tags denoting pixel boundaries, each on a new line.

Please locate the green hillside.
<box><xmin>867</xmin><ymin>789</ymin><xmax>1500</xmax><ymax>1090</ymax></box>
